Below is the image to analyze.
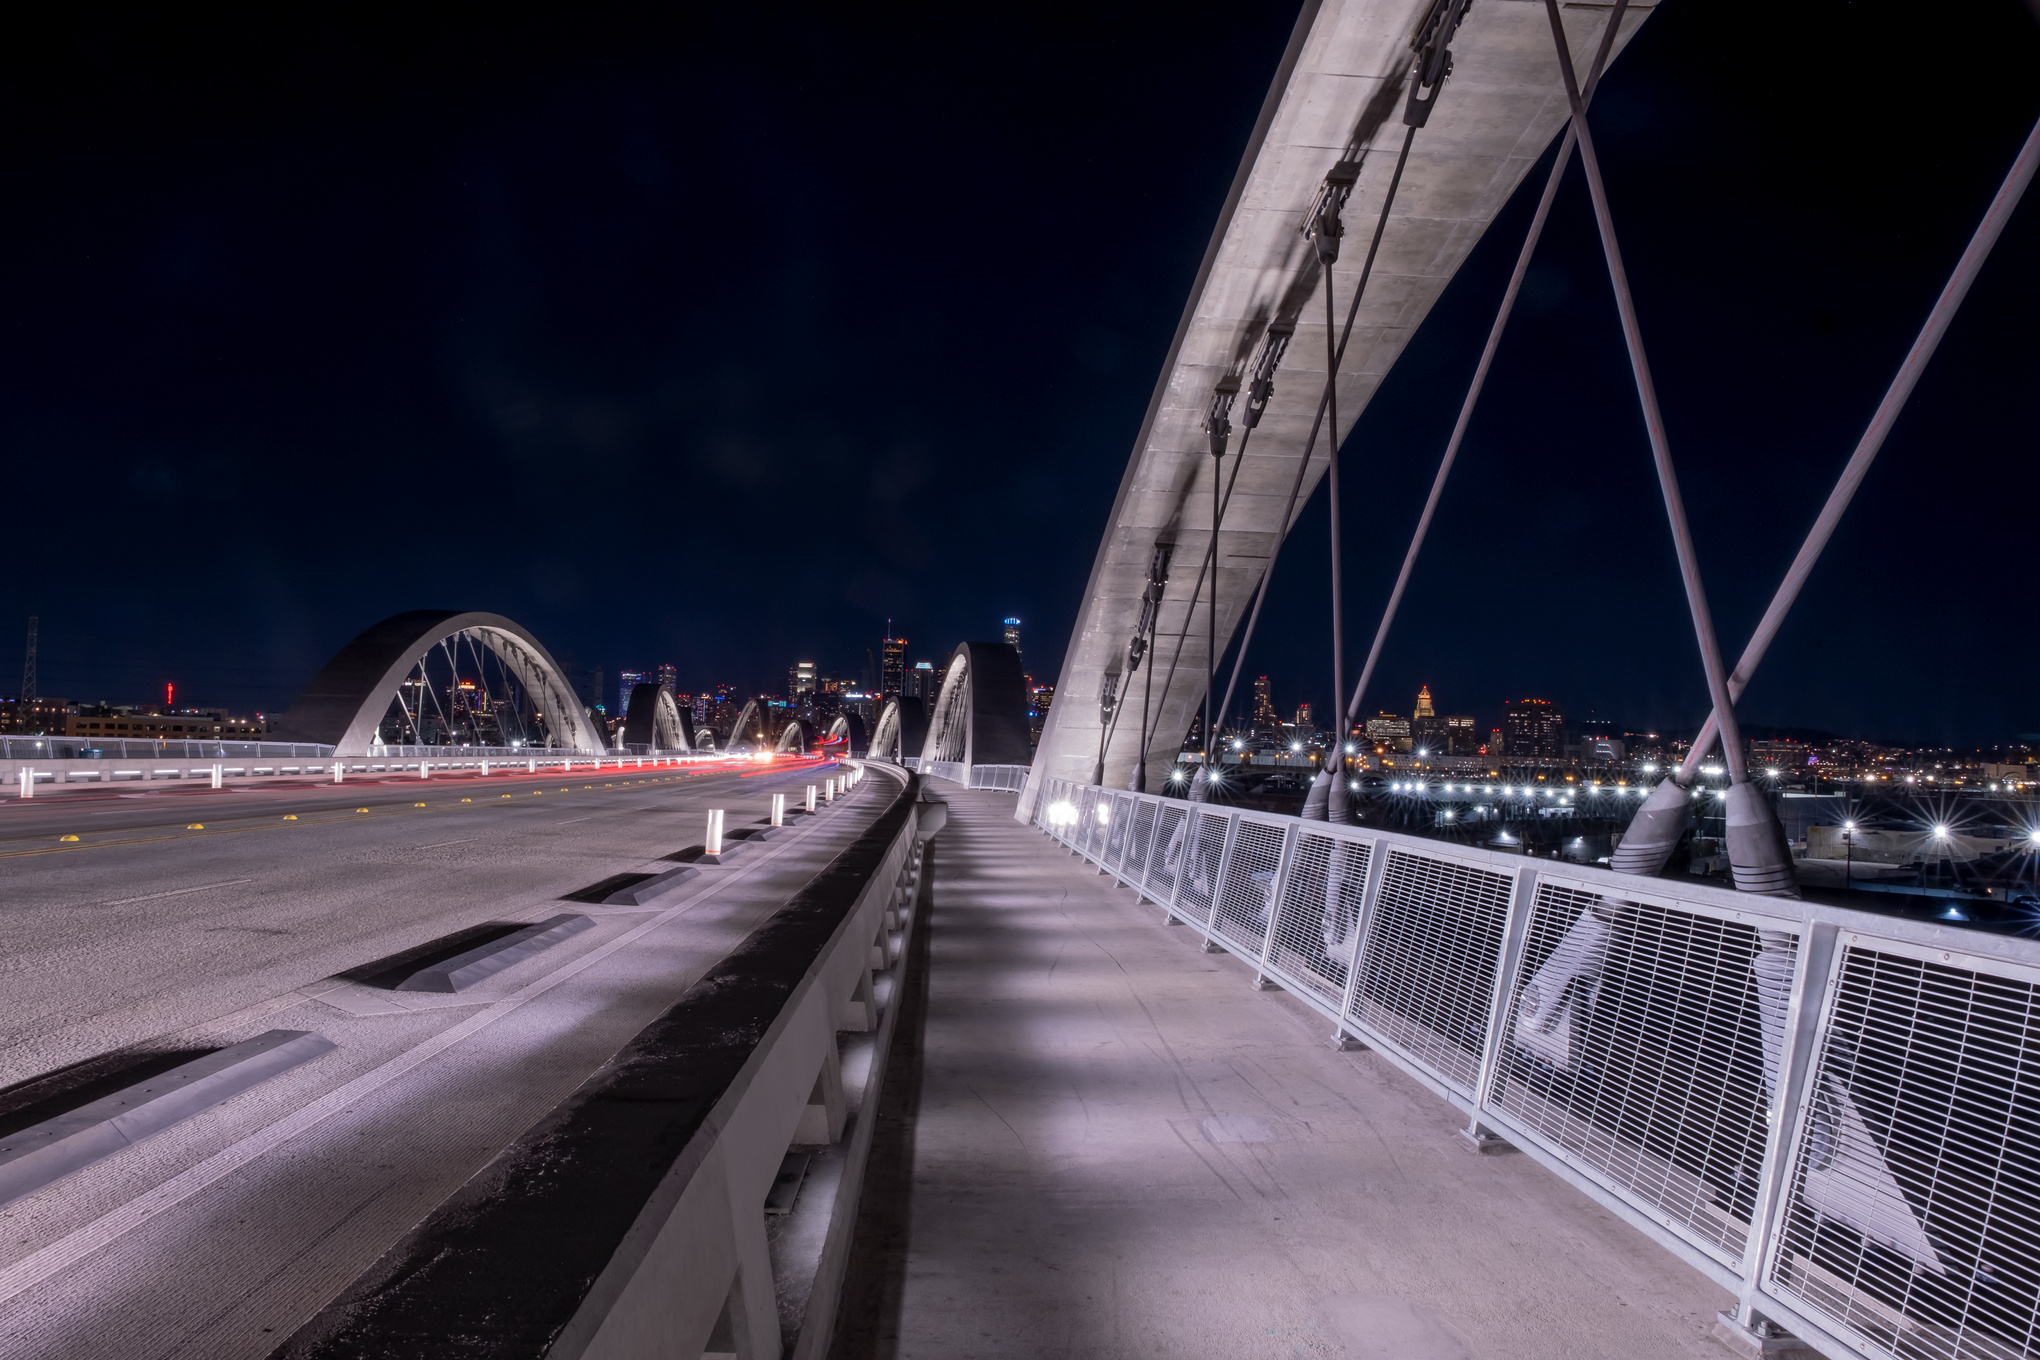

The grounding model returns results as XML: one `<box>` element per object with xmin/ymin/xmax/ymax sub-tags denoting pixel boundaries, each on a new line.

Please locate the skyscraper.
<box><xmin>1411</xmin><ymin>685</ymin><xmax>1446</xmax><ymax>754</ymax></box>
<box><xmin>790</xmin><ymin>661</ymin><xmax>816</xmax><ymax>702</ymax></box>
<box><xmin>908</xmin><ymin>660</ymin><xmax>934</xmax><ymax>699</ymax></box>
<box><xmin>1446</xmin><ymin>714</ymin><xmax>1475</xmax><ymax>755</ymax></box>
<box><xmin>1003</xmin><ymin>617</ymin><xmax>1021</xmax><ymax>654</ymax></box>
<box><xmin>656</xmin><ymin>663</ymin><xmax>678</xmax><ymax>696</ymax></box>
<box><xmin>1252</xmin><ymin>676</ymin><xmax>1277</xmax><ymax>733</ymax></box>
<box><xmin>881</xmin><ymin>632</ymin><xmax>906</xmax><ymax>703</ymax></box>
<box><xmin>618</xmin><ymin>669</ymin><xmax>644</xmax><ymax>717</ymax></box>
<box><xmin>1502</xmin><ymin>698</ymin><xmax>1565</xmax><ymax>760</ymax></box>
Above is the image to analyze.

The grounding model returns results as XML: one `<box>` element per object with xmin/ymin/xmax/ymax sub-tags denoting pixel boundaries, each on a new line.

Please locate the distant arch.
<box><xmin>824</xmin><ymin>711</ymin><xmax>866</xmax><ymax>757</ymax></box>
<box><xmin>920</xmin><ymin>641</ymin><xmax>1031</xmax><ymax>766</ymax></box>
<box><xmin>870</xmin><ymin>697</ymin><xmax>929</xmax><ymax>763</ymax></box>
<box><xmin>776</xmin><ymin>718</ymin><xmax>816</xmax><ymax>754</ymax></box>
<box><xmin>274</xmin><ymin>610</ymin><xmax>603</xmax><ymax>756</ymax></box>
<box><xmin>622</xmin><ymin>683</ymin><xmax>694</xmax><ymax>752</ymax></box>
<box><xmin>725</xmin><ymin>698</ymin><xmax>772</xmax><ymax>751</ymax></box>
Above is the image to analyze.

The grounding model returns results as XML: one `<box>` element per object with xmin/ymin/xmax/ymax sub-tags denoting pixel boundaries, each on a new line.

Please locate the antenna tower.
<box><xmin>21</xmin><ymin>614</ymin><xmax>37</xmax><ymax>702</ymax></box>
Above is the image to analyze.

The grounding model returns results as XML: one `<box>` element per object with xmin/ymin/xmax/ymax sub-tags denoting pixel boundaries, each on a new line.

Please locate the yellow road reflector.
<box><xmin>501</xmin><ymin>794</ymin><xmax>511</xmax><ymax>799</ymax></box>
<box><xmin>187</xmin><ymin>824</ymin><xmax>205</xmax><ymax>830</ymax></box>
<box><xmin>59</xmin><ymin>834</ymin><xmax>79</xmax><ymax>842</ymax></box>
<box><xmin>283</xmin><ymin>814</ymin><xmax>298</xmax><ymax>820</ymax></box>
<box><xmin>461</xmin><ymin>798</ymin><xmax>472</xmax><ymax>803</ymax></box>
<box><xmin>355</xmin><ymin>807</ymin><xmax>369</xmax><ymax>813</ymax></box>
<box><xmin>413</xmin><ymin>802</ymin><xmax>426</xmax><ymax>807</ymax></box>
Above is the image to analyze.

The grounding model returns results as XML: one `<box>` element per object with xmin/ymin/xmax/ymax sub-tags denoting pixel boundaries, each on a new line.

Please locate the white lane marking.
<box><xmin>413</xmin><ymin>838</ymin><xmax>482</xmax><ymax>850</ymax></box>
<box><xmin>553</xmin><ymin>815</ymin><xmax>599</xmax><ymax>825</ymax></box>
<box><xmin>0</xmin><ymin>779</ymin><xmax>891</xmax><ymax>1303</ymax></box>
<box><xmin>99</xmin><ymin>879</ymin><xmax>253</xmax><ymax>907</ymax></box>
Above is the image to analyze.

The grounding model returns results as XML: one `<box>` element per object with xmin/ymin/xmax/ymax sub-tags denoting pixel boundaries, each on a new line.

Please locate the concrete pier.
<box><xmin>834</xmin><ymin>787</ymin><xmax>1736</xmax><ymax>1359</ymax></box>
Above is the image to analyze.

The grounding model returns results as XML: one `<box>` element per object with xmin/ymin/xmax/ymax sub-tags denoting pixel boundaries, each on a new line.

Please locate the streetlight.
<box><xmin>1843</xmin><ymin>820</ymin><xmax>1855</xmax><ymax>888</ymax></box>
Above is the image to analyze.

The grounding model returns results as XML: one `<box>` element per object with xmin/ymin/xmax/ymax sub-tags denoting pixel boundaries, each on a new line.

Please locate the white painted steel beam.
<box><xmin>1026</xmin><ymin>0</ymin><xmax>1655</xmax><ymax>811</ymax></box>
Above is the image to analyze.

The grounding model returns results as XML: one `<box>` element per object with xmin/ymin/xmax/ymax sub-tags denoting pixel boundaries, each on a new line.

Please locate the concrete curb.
<box><xmin>604</xmin><ymin>866</ymin><xmax>700</xmax><ymax>907</ymax></box>
<box><xmin>397</xmin><ymin>914</ymin><xmax>596</xmax><ymax>992</ymax></box>
<box><xmin>0</xmin><ymin>1030</ymin><xmax>336</xmax><ymax>1208</ymax></box>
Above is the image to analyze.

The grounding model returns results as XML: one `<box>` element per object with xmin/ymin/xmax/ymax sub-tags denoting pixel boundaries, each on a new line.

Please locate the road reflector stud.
<box><xmin>413</xmin><ymin>802</ymin><xmax>426</xmax><ymax>807</ymax></box>
<box><xmin>462</xmin><ymin>798</ymin><xmax>472</xmax><ymax>803</ymax></box>
<box><xmin>356</xmin><ymin>807</ymin><xmax>369</xmax><ymax>813</ymax></box>
<box><xmin>187</xmin><ymin>824</ymin><xmax>204</xmax><ymax>830</ymax></box>
<box><xmin>283</xmin><ymin>815</ymin><xmax>297</xmax><ymax>820</ymax></box>
<box><xmin>59</xmin><ymin>834</ymin><xmax>79</xmax><ymax>842</ymax></box>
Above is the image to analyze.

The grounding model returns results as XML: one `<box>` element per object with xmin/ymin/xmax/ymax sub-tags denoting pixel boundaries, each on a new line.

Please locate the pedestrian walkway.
<box><xmin>834</xmin><ymin>786</ymin><xmax>1737</xmax><ymax>1360</ymax></box>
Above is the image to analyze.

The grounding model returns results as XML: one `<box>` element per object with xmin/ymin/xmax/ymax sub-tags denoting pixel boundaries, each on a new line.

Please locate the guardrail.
<box><xmin>1030</xmin><ymin>775</ymin><xmax>2040</xmax><ymax>1360</ymax></box>
<box><xmin>3</xmin><ymin>751</ymin><xmax>764</xmax><ymax>796</ymax></box>
<box><xmin>919</xmin><ymin>761</ymin><xmax>1029</xmax><ymax>792</ymax></box>
<box><xmin>280</xmin><ymin>760</ymin><xmax>940</xmax><ymax>1359</ymax></box>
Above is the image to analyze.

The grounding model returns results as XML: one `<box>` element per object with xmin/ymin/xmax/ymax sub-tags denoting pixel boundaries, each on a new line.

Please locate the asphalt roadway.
<box><xmin>0</xmin><ymin>755</ymin><xmax>889</xmax><ymax>1359</ymax></box>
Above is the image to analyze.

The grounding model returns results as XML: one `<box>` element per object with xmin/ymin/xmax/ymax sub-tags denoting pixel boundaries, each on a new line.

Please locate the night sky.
<box><xmin>1</xmin><ymin>2</ymin><xmax>2035</xmax><ymax>747</ymax></box>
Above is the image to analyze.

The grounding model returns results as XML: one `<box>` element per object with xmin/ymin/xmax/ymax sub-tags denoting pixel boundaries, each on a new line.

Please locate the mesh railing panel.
<box><xmin>1174</xmin><ymin>811</ymin><xmax>1232</xmax><ymax>930</ymax></box>
<box><xmin>1143</xmin><ymin>804</ymin><xmax>1190</xmax><ymax>904</ymax></box>
<box><xmin>1211</xmin><ymin>817</ymin><xmax>1286</xmax><ymax>956</ymax></box>
<box><xmin>1492</xmin><ymin>883</ymin><xmax>1781</xmax><ymax>1266</ymax></box>
<box><xmin>1103</xmin><ymin>793</ymin><xmax>1132</xmax><ymax>870</ymax></box>
<box><xmin>1264</xmin><ymin>831</ymin><xmax>1371</xmax><ymax>1015</ymax></box>
<box><xmin>1349</xmin><ymin>848</ymin><xmax>1513</xmax><ymax>1095</ymax></box>
<box><xmin>1122</xmin><ymin>798</ymin><xmax>1160</xmax><ymax>888</ymax></box>
<box><xmin>1077</xmin><ymin>787</ymin><xmax>1102</xmax><ymax>856</ymax></box>
<box><xmin>1766</xmin><ymin>945</ymin><xmax>2040</xmax><ymax>1360</ymax></box>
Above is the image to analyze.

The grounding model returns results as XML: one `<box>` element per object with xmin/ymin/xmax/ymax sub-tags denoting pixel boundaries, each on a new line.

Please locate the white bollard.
<box><xmin>19</xmin><ymin>768</ymin><xmax>32</xmax><ymax>800</ymax></box>
<box><xmin>422</xmin><ymin>762</ymin><xmax>433</xmax><ymax>779</ymax></box>
<box><xmin>528</xmin><ymin>758</ymin><xmax>536</xmax><ymax>774</ymax></box>
<box><xmin>705</xmin><ymin>808</ymin><xmax>725</xmax><ymax>855</ymax></box>
<box><xmin>823</xmin><ymin>778</ymin><xmax>835</xmax><ymax>803</ymax></box>
<box><xmin>805</xmin><ymin>784</ymin><xmax>817</xmax><ymax>813</ymax></box>
<box><xmin>213</xmin><ymin>763</ymin><xmax>224</xmax><ymax>790</ymax></box>
<box><xmin>770</xmin><ymin>792</ymin><xmax>785</xmax><ymax>827</ymax></box>
<box><xmin>331</xmin><ymin>762</ymin><xmax>343</xmax><ymax>784</ymax></box>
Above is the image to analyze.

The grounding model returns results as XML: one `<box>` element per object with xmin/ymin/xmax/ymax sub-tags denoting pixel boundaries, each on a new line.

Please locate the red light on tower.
<box><xmin>167</xmin><ymin>682</ymin><xmax>175</xmax><ymax>709</ymax></box>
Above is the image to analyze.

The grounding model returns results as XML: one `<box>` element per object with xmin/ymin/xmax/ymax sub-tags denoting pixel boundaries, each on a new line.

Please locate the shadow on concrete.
<box><xmin>826</xmin><ymin>840</ymin><xmax>938</xmax><ymax>1360</ymax></box>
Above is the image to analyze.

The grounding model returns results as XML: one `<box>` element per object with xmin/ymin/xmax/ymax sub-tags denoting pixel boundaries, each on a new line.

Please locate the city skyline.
<box><xmin>0</xmin><ymin>6</ymin><xmax>2031</xmax><ymax>748</ymax></box>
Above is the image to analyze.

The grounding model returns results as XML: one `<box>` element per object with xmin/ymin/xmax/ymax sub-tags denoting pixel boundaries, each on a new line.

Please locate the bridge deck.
<box><xmin>836</xmin><ymin>787</ymin><xmax>1733</xmax><ymax>1359</ymax></box>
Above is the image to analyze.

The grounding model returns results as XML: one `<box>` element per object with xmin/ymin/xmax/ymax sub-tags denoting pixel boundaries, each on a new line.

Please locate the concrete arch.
<box><xmin>824</xmin><ymin>711</ymin><xmax>866</xmax><ymax>757</ymax></box>
<box><xmin>920</xmin><ymin>642</ymin><xmax>1031</xmax><ymax>766</ymax></box>
<box><xmin>725</xmin><ymin>698</ymin><xmax>771</xmax><ymax>751</ymax></box>
<box><xmin>275</xmin><ymin>610</ymin><xmax>603</xmax><ymax>756</ymax></box>
<box><xmin>870</xmin><ymin>697</ymin><xmax>929</xmax><ymax>763</ymax></box>
<box><xmin>622</xmin><ymin>683</ymin><xmax>694</xmax><ymax>752</ymax></box>
<box><xmin>776</xmin><ymin>718</ymin><xmax>816</xmax><ymax>754</ymax></box>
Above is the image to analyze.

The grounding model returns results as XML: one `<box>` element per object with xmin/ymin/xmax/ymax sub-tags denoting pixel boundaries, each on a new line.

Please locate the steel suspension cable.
<box><xmin>1338</xmin><ymin>2</ymin><xmax>1628</xmax><ymax>734</ymax></box>
<box><xmin>1121</xmin><ymin>419</ymin><xmax>1259</xmax><ymax>775</ymax></box>
<box><xmin>1670</xmin><ymin>110</ymin><xmax>2040</xmax><ymax>785</ymax></box>
<box><xmin>1541</xmin><ymin>0</ymin><xmax>1751</xmax><ymax>787</ymax></box>
<box><xmin>1211</xmin><ymin>129</ymin><xmax>1418</xmax><ymax>780</ymax></box>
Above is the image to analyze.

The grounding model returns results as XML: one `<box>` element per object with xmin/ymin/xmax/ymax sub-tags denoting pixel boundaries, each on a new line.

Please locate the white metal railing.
<box><xmin>920</xmin><ymin>761</ymin><xmax>1028</xmax><ymax>792</ymax></box>
<box><xmin>1030</xmin><ymin>776</ymin><xmax>2040</xmax><ymax>1360</ymax></box>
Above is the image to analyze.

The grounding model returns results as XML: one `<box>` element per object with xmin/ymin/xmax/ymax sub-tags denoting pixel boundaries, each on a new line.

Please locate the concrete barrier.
<box><xmin>0</xmin><ymin>1030</ymin><xmax>336</xmax><ymax>1208</ymax></box>
<box><xmin>280</xmin><ymin>758</ymin><xmax>933</xmax><ymax>1360</ymax></box>
<box><xmin>396</xmin><ymin>914</ymin><xmax>596</xmax><ymax>993</ymax></box>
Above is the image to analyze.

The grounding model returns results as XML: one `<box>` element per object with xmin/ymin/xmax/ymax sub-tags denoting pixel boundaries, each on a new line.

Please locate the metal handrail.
<box><xmin>1030</xmin><ymin>776</ymin><xmax>2040</xmax><ymax>1360</ymax></box>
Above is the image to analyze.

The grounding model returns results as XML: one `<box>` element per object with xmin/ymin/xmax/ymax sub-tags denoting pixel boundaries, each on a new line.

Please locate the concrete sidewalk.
<box><xmin>834</xmin><ymin>787</ymin><xmax>1737</xmax><ymax>1360</ymax></box>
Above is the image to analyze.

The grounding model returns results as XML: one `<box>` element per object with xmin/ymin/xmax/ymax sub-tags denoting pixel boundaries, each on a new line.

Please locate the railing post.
<box><xmin>1728</xmin><ymin>920</ymin><xmax>1840</xmax><ymax>1339</ymax></box>
<box><xmin>1331</xmin><ymin>836</ymin><xmax>1393</xmax><ymax>1049</ymax></box>
<box><xmin>1461</xmin><ymin>861</ymin><xmax>1542</xmax><ymax>1151</ymax></box>
<box><xmin>1252</xmin><ymin>822</ymin><xmax>1302</xmax><ymax>987</ymax></box>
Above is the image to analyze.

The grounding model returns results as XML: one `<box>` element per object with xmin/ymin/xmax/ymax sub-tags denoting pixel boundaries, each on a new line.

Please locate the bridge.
<box><xmin>4</xmin><ymin>2</ymin><xmax>2037</xmax><ymax>1359</ymax></box>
